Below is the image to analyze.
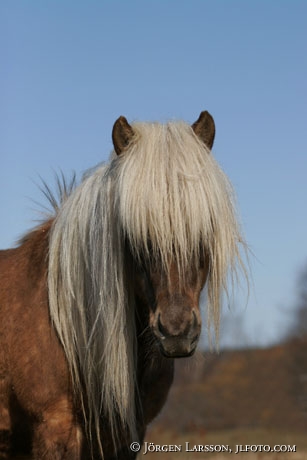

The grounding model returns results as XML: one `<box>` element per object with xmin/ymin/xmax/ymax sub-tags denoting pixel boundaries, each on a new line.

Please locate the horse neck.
<box><xmin>18</xmin><ymin>219</ymin><xmax>54</xmax><ymax>279</ymax></box>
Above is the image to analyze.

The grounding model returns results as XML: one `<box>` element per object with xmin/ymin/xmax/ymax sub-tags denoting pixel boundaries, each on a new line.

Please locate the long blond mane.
<box><xmin>48</xmin><ymin>119</ymin><xmax>246</xmax><ymax>454</ymax></box>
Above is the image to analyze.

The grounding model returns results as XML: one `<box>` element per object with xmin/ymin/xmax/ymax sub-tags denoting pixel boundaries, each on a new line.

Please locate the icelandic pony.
<box><xmin>0</xmin><ymin>111</ymin><xmax>246</xmax><ymax>459</ymax></box>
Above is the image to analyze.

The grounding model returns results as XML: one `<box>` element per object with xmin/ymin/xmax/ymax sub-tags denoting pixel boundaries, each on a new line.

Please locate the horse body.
<box><xmin>0</xmin><ymin>222</ymin><xmax>80</xmax><ymax>458</ymax></box>
<box><xmin>0</xmin><ymin>222</ymin><xmax>175</xmax><ymax>459</ymax></box>
<box><xmin>0</xmin><ymin>111</ymin><xmax>246</xmax><ymax>459</ymax></box>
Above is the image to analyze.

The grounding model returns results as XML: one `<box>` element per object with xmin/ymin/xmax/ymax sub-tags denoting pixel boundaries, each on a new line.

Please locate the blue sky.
<box><xmin>1</xmin><ymin>1</ymin><xmax>307</xmax><ymax>347</ymax></box>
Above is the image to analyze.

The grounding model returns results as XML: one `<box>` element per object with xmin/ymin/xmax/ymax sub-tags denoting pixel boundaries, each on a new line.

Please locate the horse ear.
<box><xmin>192</xmin><ymin>111</ymin><xmax>215</xmax><ymax>150</ymax></box>
<box><xmin>112</xmin><ymin>116</ymin><xmax>135</xmax><ymax>156</ymax></box>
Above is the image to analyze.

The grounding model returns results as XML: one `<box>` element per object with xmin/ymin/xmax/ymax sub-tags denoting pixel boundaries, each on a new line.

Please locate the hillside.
<box><xmin>147</xmin><ymin>339</ymin><xmax>307</xmax><ymax>435</ymax></box>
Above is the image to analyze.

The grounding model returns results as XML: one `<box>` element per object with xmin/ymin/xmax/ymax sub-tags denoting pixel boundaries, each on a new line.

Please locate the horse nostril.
<box><xmin>157</xmin><ymin>314</ymin><xmax>167</xmax><ymax>339</ymax></box>
<box><xmin>192</xmin><ymin>310</ymin><xmax>198</xmax><ymax>327</ymax></box>
<box><xmin>190</xmin><ymin>311</ymin><xmax>200</xmax><ymax>345</ymax></box>
<box><xmin>191</xmin><ymin>334</ymin><xmax>199</xmax><ymax>346</ymax></box>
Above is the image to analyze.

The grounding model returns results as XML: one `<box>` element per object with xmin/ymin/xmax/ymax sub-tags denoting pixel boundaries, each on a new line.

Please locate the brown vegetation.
<box><xmin>144</xmin><ymin>340</ymin><xmax>307</xmax><ymax>458</ymax></box>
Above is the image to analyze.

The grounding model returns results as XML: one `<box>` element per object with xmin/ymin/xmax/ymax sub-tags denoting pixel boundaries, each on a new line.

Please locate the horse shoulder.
<box><xmin>0</xmin><ymin>220</ymin><xmax>71</xmax><ymax>415</ymax></box>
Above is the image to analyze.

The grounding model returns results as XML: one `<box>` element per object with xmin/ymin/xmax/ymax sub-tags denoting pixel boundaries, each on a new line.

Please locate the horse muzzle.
<box><xmin>152</xmin><ymin>310</ymin><xmax>201</xmax><ymax>358</ymax></box>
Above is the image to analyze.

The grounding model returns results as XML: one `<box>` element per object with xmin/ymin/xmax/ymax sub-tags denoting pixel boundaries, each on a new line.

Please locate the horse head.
<box><xmin>113</xmin><ymin>111</ymin><xmax>216</xmax><ymax>358</ymax></box>
<box><xmin>135</xmin><ymin>257</ymin><xmax>209</xmax><ymax>357</ymax></box>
